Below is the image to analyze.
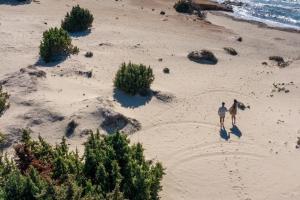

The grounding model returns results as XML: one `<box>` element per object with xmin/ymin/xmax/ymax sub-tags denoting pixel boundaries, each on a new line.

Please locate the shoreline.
<box><xmin>210</xmin><ymin>11</ymin><xmax>300</xmax><ymax>34</ymax></box>
<box><xmin>207</xmin><ymin>0</ymin><xmax>300</xmax><ymax>33</ymax></box>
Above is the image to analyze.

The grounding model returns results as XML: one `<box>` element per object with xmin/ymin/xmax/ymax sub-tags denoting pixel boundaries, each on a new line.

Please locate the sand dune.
<box><xmin>0</xmin><ymin>0</ymin><xmax>300</xmax><ymax>199</ymax></box>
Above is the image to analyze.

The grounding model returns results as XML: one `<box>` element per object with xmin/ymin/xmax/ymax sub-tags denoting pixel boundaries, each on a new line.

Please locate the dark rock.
<box><xmin>224</xmin><ymin>47</ymin><xmax>238</xmax><ymax>56</ymax></box>
<box><xmin>163</xmin><ymin>67</ymin><xmax>170</xmax><ymax>74</ymax></box>
<box><xmin>269</xmin><ymin>56</ymin><xmax>284</xmax><ymax>63</ymax></box>
<box><xmin>85</xmin><ymin>51</ymin><xmax>93</xmax><ymax>58</ymax></box>
<box><xmin>262</xmin><ymin>62</ymin><xmax>268</xmax><ymax>65</ymax></box>
<box><xmin>269</xmin><ymin>56</ymin><xmax>289</xmax><ymax>67</ymax></box>
<box><xmin>187</xmin><ymin>50</ymin><xmax>218</xmax><ymax>64</ymax></box>
<box><xmin>153</xmin><ymin>91</ymin><xmax>175</xmax><ymax>103</ymax></box>
<box><xmin>160</xmin><ymin>11</ymin><xmax>166</xmax><ymax>15</ymax></box>
<box><xmin>174</xmin><ymin>0</ymin><xmax>193</xmax><ymax>13</ymax></box>
<box><xmin>174</xmin><ymin>0</ymin><xmax>233</xmax><ymax>14</ymax></box>
<box><xmin>222</xmin><ymin>0</ymin><xmax>245</xmax><ymax>7</ymax></box>
<box><xmin>76</xmin><ymin>70</ymin><xmax>93</xmax><ymax>78</ymax></box>
<box><xmin>237</xmin><ymin>37</ymin><xmax>243</xmax><ymax>42</ymax></box>
<box><xmin>99</xmin><ymin>42</ymin><xmax>113</xmax><ymax>46</ymax></box>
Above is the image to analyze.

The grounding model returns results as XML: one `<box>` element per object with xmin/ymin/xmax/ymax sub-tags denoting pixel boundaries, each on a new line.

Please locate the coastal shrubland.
<box><xmin>39</xmin><ymin>27</ymin><xmax>79</xmax><ymax>63</ymax></box>
<box><xmin>114</xmin><ymin>62</ymin><xmax>155</xmax><ymax>96</ymax></box>
<box><xmin>0</xmin><ymin>130</ymin><xmax>164</xmax><ymax>199</ymax></box>
<box><xmin>61</xmin><ymin>5</ymin><xmax>94</xmax><ymax>33</ymax></box>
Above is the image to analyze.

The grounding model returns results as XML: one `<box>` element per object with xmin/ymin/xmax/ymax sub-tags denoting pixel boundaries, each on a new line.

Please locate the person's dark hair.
<box><xmin>233</xmin><ymin>99</ymin><xmax>238</xmax><ymax>107</ymax></box>
<box><xmin>222</xmin><ymin>102</ymin><xmax>225</xmax><ymax>106</ymax></box>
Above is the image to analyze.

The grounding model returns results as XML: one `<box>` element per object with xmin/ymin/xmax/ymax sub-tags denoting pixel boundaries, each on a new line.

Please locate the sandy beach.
<box><xmin>0</xmin><ymin>0</ymin><xmax>300</xmax><ymax>199</ymax></box>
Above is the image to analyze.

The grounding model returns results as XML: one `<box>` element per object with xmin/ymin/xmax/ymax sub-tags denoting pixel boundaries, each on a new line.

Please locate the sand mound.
<box><xmin>0</xmin><ymin>65</ymin><xmax>46</xmax><ymax>94</ymax></box>
<box><xmin>0</xmin><ymin>126</ymin><xmax>24</xmax><ymax>150</ymax></box>
<box><xmin>22</xmin><ymin>108</ymin><xmax>65</xmax><ymax>127</ymax></box>
<box><xmin>97</xmin><ymin>108</ymin><xmax>141</xmax><ymax>134</ymax></box>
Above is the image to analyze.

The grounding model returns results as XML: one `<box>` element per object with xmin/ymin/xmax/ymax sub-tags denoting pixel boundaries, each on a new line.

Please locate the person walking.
<box><xmin>229</xmin><ymin>99</ymin><xmax>238</xmax><ymax>125</ymax></box>
<box><xmin>218</xmin><ymin>102</ymin><xmax>227</xmax><ymax>129</ymax></box>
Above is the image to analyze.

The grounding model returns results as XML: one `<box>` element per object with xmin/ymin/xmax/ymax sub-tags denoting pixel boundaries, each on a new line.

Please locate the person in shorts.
<box><xmin>218</xmin><ymin>102</ymin><xmax>228</xmax><ymax>129</ymax></box>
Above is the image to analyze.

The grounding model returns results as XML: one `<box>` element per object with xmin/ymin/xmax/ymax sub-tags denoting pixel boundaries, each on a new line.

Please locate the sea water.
<box><xmin>217</xmin><ymin>0</ymin><xmax>300</xmax><ymax>30</ymax></box>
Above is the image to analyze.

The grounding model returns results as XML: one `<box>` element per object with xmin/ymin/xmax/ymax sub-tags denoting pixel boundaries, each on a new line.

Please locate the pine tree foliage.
<box><xmin>114</xmin><ymin>62</ymin><xmax>155</xmax><ymax>96</ymax></box>
<box><xmin>39</xmin><ymin>27</ymin><xmax>79</xmax><ymax>63</ymax></box>
<box><xmin>61</xmin><ymin>5</ymin><xmax>94</xmax><ymax>33</ymax></box>
<box><xmin>0</xmin><ymin>130</ymin><xmax>164</xmax><ymax>199</ymax></box>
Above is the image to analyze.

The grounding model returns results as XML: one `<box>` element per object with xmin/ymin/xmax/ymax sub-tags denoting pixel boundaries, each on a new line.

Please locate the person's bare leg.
<box><xmin>222</xmin><ymin>117</ymin><xmax>224</xmax><ymax>128</ymax></box>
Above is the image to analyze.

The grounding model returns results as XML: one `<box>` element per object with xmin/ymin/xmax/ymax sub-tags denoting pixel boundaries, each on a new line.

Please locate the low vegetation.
<box><xmin>0</xmin><ymin>85</ymin><xmax>9</xmax><ymax>116</ymax></box>
<box><xmin>0</xmin><ymin>130</ymin><xmax>164</xmax><ymax>199</ymax></box>
<box><xmin>39</xmin><ymin>27</ymin><xmax>79</xmax><ymax>63</ymax></box>
<box><xmin>61</xmin><ymin>5</ymin><xmax>94</xmax><ymax>33</ymax></box>
<box><xmin>114</xmin><ymin>62</ymin><xmax>155</xmax><ymax>96</ymax></box>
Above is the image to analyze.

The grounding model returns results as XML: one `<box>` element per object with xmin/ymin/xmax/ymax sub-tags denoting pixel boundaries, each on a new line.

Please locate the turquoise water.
<box><xmin>218</xmin><ymin>0</ymin><xmax>300</xmax><ymax>29</ymax></box>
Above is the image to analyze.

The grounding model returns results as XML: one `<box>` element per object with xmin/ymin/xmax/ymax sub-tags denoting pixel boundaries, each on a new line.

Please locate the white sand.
<box><xmin>1</xmin><ymin>0</ymin><xmax>300</xmax><ymax>199</ymax></box>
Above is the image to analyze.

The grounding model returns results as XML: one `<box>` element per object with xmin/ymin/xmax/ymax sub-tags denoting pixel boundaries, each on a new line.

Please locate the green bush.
<box><xmin>114</xmin><ymin>62</ymin><xmax>155</xmax><ymax>96</ymax></box>
<box><xmin>0</xmin><ymin>86</ymin><xmax>9</xmax><ymax>116</ymax></box>
<box><xmin>61</xmin><ymin>5</ymin><xmax>94</xmax><ymax>33</ymax></box>
<box><xmin>0</xmin><ymin>130</ymin><xmax>164</xmax><ymax>200</ymax></box>
<box><xmin>39</xmin><ymin>27</ymin><xmax>79</xmax><ymax>63</ymax></box>
<box><xmin>174</xmin><ymin>0</ymin><xmax>192</xmax><ymax>13</ymax></box>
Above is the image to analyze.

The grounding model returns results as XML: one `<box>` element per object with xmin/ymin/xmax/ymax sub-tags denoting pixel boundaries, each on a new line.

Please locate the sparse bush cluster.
<box><xmin>39</xmin><ymin>5</ymin><xmax>94</xmax><ymax>63</ymax></box>
<box><xmin>62</xmin><ymin>5</ymin><xmax>94</xmax><ymax>33</ymax></box>
<box><xmin>39</xmin><ymin>27</ymin><xmax>79</xmax><ymax>63</ymax></box>
<box><xmin>0</xmin><ymin>85</ymin><xmax>9</xmax><ymax>116</ymax></box>
<box><xmin>0</xmin><ymin>130</ymin><xmax>164</xmax><ymax>199</ymax></box>
<box><xmin>114</xmin><ymin>62</ymin><xmax>155</xmax><ymax>96</ymax></box>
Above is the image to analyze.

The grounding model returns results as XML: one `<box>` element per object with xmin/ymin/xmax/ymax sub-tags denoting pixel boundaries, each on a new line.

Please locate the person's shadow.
<box><xmin>220</xmin><ymin>128</ymin><xmax>230</xmax><ymax>141</ymax></box>
<box><xmin>230</xmin><ymin>125</ymin><xmax>242</xmax><ymax>138</ymax></box>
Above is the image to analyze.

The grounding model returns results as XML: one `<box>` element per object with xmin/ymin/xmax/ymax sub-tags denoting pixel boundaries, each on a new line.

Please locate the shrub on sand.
<box><xmin>114</xmin><ymin>62</ymin><xmax>154</xmax><ymax>96</ymax></box>
<box><xmin>61</xmin><ymin>5</ymin><xmax>94</xmax><ymax>33</ymax></box>
<box><xmin>39</xmin><ymin>27</ymin><xmax>79</xmax><ymax>63</ymax></box>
